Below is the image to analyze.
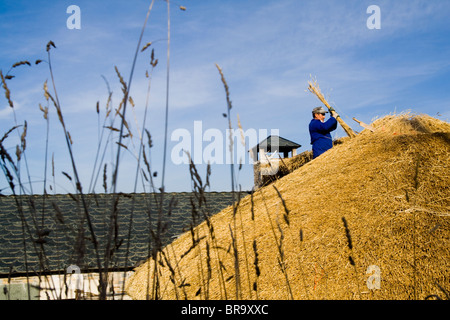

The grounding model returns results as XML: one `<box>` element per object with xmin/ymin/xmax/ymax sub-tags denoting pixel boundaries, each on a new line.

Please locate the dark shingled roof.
<box><xmin>0</xmin><ymin>192</ymin><xmax>238</xmax><ymax>276</ymax></box>
<box><xmin>250</xmin><ymin>135</ymin><xmax>301</xmax><ymax>153</ymax></box>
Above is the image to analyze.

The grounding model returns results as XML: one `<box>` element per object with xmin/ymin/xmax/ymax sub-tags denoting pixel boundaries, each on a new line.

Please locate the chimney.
<box><xmin>250</xmin><ymin>135</ymin><xmax>301</xmax><ymax>189</ymax></box>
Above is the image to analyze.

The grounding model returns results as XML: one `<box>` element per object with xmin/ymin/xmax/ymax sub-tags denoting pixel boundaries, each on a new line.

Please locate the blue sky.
<box><xmin>1</xmin><ymin>0</ymin><xmax>450</xmax><ymax>195</ymax></box>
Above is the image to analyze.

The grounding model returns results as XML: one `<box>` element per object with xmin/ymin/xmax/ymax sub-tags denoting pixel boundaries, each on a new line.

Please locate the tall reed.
<box><xmin>0</xmin><ymin>0</ymin><xmax>178</xmax><ymax>300</ymax></box>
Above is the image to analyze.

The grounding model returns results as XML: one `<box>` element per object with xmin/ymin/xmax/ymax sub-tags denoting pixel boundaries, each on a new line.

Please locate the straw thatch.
<box><xmin>126</xmin><ymin>112</ymin><xmax>450</xmax><ymax>300</ymax></box>
<box><xmin>253</xmin><ymin>150</ymin><xmax>313</xmax><ymax>189</ymax></box>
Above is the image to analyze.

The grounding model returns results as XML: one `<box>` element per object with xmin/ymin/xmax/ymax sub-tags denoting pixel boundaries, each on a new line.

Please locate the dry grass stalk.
<box><xmin>0</xmin><ymin>0</ymin><xmax>163</xmax><ymax>300</ymax></box>
<box><xmin>12</xmin><ymin>61</ymin><xmax>31</xmax><ymax>68</ymax></box>
<box><xmin>0</xmin><ymin>70</ymin><xmax>14</xmax><ymax>108</ymax></box>
<box><xmin>252</xmin><ymin>239</ymin><xmax>260</xmax><ymax>299</ymax></box>
<box><xmin>141</xmin><ymin>42</ymin><xmax>152</xmax><ymax>52</ymax></box>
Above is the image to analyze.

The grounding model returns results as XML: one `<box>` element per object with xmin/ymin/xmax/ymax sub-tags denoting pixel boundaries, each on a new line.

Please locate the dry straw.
<box><xmin>126</xmin><ymin>112</ymin><xmax>450</xmax><ymax>300</ymax></box>
<box><xmin>307</xmin><ymin>78</ymin><xmax>357</xmax><ymax>138</ymax></box>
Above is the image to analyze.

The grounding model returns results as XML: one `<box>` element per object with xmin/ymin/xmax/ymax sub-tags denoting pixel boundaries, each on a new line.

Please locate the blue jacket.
<box><xmin>309</xmin><ymin>117</ymin><xmax>338</xmax><ymax>159</ymax></box>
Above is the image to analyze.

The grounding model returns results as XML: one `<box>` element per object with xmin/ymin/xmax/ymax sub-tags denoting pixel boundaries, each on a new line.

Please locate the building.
<box><xmin>250</xmin><ymin>135</ymin><xmax>301</xmax><ymax>189</ymax></box>
<box><xmin>0</xmin><ymin>191</ymin><xmax>238</xmax><ymax>299</ymax></box>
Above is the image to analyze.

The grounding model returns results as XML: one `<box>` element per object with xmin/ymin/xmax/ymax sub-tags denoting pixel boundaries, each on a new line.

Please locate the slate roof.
<box><xmin>0</xmin><ymin>192</ymin><xmax>238</xmax><ymax>276</ymax></box>
<box><xmin>250</xmin><ymin>135</ymin><xmax>301</xmax><ymax>153</ymax></box>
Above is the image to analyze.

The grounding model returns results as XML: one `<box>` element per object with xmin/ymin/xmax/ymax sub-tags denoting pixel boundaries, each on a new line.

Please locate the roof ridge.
<box><xmin>0</xmin><ymin>191</ymin><xmax>246</xmax><ymax>198</ymax></box>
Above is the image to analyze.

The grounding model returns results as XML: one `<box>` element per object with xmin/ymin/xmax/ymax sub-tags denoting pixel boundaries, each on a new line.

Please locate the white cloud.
<box><xmin>0</xmin><ymin>105</ymin><xmax>14</xmax><ymax>119</ymax></box>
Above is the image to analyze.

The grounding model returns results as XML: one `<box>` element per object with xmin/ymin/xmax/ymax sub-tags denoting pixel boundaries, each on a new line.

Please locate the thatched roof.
<box><xmin>126</xmin><ymin>113</ymin><xmax>450</xmax><ymax>300</ymax></box>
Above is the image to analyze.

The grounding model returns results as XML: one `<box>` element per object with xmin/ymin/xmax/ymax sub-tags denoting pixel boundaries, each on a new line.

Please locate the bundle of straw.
<box><xmin>307</xmin><ymin>79</ymin><xmax>357</xmax><ymax>138</ymax></box>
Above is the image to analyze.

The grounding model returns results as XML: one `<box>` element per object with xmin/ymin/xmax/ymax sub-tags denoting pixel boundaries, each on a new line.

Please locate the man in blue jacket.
<box><xmin>309</xmin><ymin>106</ymin><xmax>339</xmax><ymax>159</ymax></box>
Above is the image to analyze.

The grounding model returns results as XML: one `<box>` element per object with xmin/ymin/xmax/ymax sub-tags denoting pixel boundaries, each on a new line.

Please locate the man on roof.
<box><xmin>309</xmin><ymin>106</ymin><xmax>339</xmax><ymax>159</ymax></box>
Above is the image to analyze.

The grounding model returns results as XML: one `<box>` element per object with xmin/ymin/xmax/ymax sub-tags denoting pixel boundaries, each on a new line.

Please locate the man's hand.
<box><xmin>331</xmin><ymin>110</ymin><xmax>339</xmax><ymax>118</ymax></box>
